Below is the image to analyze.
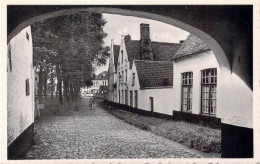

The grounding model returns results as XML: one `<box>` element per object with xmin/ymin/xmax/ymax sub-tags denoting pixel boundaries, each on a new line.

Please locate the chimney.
<box><xmin>124</xmin><ymin>34</ymin><xmax>131</xmax><ymax>43</ymax></box>
<box><xmin>140</xmin><ymin>23</ymin><xmax>150</xmax><ymax>40</ymax></box>
<box><xmin>140</xmin><ymin>23</ymin><xmax>153</xmax><ymax>60</ymax></box>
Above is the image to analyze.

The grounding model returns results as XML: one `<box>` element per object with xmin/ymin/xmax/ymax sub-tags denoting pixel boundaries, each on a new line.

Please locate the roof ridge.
<box><xmin>134</xmin><ymin>60</ymin><xmax>172</xmax><ymax>63</ymax></box>
<box><xmin>151</xmin><ymin>41</ymin><xmax>181</xmax><ymax>45</ymax></box>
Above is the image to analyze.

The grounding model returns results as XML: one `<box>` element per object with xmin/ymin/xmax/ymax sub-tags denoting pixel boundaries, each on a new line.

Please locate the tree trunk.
<box><xmin>63</xmin><ymin>76</ymin><xmax>69</xmax><ymax>110</ymax></box>
<box><xmin>56</xmin><ymin>64</ymin><xmax>63</xmax><ymax>104</ymax></box>
<box><xmin>43</xmin><ymin>68</ymin><xmax>48</xmax><ymax>99</ymax></box>
<box><xmin>38</xmin><ymin>66</ymin><xmax>44</xmax><ymax>103</ymax></box>
<box><xmin>70</xmin><ymin>82</ymin><xmax>74</xmax><ymax>101</ymax></box>
<box><xmin>50</xmin><ymin>69</ymin><xmax>54</xmax><ymax>99</ymax></box>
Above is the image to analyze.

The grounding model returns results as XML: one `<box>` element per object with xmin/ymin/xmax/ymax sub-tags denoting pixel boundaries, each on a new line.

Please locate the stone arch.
<box><xmin>7</xmin><ymin>6</ymin><xmax>253</xmax><ymax>158</ymax></box>
<box><xmin>8</xmin><ymin>7</ymin><xmax>230</xmax><ymax>72</ymax></box>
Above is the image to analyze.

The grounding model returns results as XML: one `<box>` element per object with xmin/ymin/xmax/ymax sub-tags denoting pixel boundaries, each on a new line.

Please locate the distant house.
<box><xmin>98</xmin><ymin>85</ymin><xmax>109</xmax><ymax>99</ymax></box>
<box><xmin>7</xmin><ymin>26</ymin><xmax>35</xmax><ymax>159</ymax></box>
<box><xmin>171</xmin><ymin>34</ymin><xmax>220</xmax><ymax>126</ymax></box>
<box><xmin>81</xmin><ymin>71</ymin><xmax>108</xmax><ymax>97</ymax></box>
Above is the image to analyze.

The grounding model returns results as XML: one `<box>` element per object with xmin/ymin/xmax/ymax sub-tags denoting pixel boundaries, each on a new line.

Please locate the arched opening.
<box><xmin>7</xmin><ymin>6</ymin><xmax>253</xmax><ymax>159</ymax></box>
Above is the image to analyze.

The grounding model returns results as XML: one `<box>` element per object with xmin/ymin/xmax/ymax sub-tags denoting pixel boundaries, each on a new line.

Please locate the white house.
<box><xmin>170</xmin><ymin>34</ymin><xmax>221</xmax><ymax>127</ymax></box>
<box><xmin>114</xmin><ymin>23</ymin><xmax>181</xmax><ymax>115</ymax></box>
<box><xmin>107</xmin><ymin>40</ymin><xmax>120</xmax><ymax>102</ymax></box>
<box><xmin>7</xmin><ymin>26</ymin><xmax>35</xmax><ymax>159</ymax></box>
<box><xmin>81</xmin><ymin>71</ymin><xmax>108</xmax><ymax>97</ymax></box>
<box><xmin>129</xmin><ymin>60</ymin><xmax>174</xmax><ymax>116</ymax></box>
<box><xmin>108</xmin><ymin>23</ymin><xmax>223</xmax><ymax>128</ymax></box>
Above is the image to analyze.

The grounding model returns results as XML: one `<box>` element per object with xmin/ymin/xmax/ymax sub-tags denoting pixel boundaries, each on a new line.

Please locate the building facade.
<box><xmin>129</xmin><ymin>60</ymin><xmax>174</xmax><ymax>115</ymax></box>
<box><xmin>7</xmin><ymin>26</ymin><xmax>35</xmax><ymax>159</ymax></box>
<box><xmin>81</xmin><ymin>71</ymin><xmax>108</xmax><ymax>97</ymax></box>
<box><xmin>108</xmin><ymin>24</ymin><xmax>222</xmax><ymax>127</ymax></box>
<box><xmin>113</xmin><ymin>23</ymin><xmax>181</xmax><ymax>116</ymax></box>
<box><xmin>171</xmin><ymin>34</ymin><xmax>221</xmax><ymax>127</ymax></box>
<box><xmin>108</xmin><ymin>40</ymin><xmax>120</xmax><ymax>102</ymax></box>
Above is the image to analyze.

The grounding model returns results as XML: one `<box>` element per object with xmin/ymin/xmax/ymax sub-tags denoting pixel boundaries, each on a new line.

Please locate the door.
<box><xmin>149</xmin><ymin>97</ymin><xmax>154</xmax><ymax>112</ymax></box>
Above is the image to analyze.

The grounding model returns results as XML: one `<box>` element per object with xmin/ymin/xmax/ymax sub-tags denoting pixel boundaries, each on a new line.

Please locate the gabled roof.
<box><xmin>113</xmin><ymin>45</ymin><xmax>120</xmax><ymax>70</ymax></box>
<box><xmin>152</xmin><ymin>42</ymin><xmax>182</xmax><ymax>61</ymax></box>
<box><xmin>172</xmin><ymin>34</ymin><xmax>210</xmax><ymax>60</ymax></box>
<box><xmin>134</xmin><ymin>60</ymin><xmax>173</xmax><ymax>89</ymax></box>
<box><xmin>125</xmin><ymin>40</ymin><xmax>181</xmax><ymax>68</ymax></box>
<box><xmin>94</xmin><ymin>71</ymin><xmax>108</xmax><ymax>80</ymax></box>
<box><xmin>125</xmin><ymin>41</ymin><xmax>141</xmax><ymax>68</ymax></box>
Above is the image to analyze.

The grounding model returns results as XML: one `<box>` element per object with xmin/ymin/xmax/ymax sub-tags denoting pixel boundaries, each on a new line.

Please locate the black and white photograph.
<box><xmin>1</xmin><ymin>2</ymin><xmax>259</xmax><ymax>163</ymax></box>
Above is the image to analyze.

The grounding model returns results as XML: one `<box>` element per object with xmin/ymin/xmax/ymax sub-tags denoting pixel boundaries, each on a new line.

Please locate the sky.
<box><xmin>94</xmin><ymin>13</ymin><xmax>190</xmax><ymax>75</ymax></box>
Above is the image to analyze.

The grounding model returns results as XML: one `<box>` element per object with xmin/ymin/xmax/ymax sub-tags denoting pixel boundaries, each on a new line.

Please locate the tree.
<box><xmin>31</xmin><ymin>12</ymin><xmax>109</xmax><ymax>109</ymax></box>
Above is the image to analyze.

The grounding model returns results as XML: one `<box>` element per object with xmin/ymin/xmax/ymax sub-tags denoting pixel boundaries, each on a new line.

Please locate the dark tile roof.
<box><xmin>94</xmin><ymin>71</ymin><xmax>108</xmax><ymax>80</ymax></box>
<box><xmin>125</xmin><ymin>41</ymin><xmax>141</xmax><ymax>68</ymax></box>
<box><xmin>134</xmin><ymin>60</ymin><xmax>173</xmax><ymax>89</ymax></box>
<box><xmin>152</xmin><ymin>42</ymin><xmax>182</xmax><ymax>61</ymax></box>
<box><xmin>125</xmin><ymin>40</ymin><xmax>181</xmax><ymax>68</ymax></box>
<box><xmin>113</xmin><ymin>45</ymin><xmax>120</xmax><ymax>70</ymax></box>
<box><xmin>172</xmin><ymin>34</ymin><xmax>210</xmax><ymax>60</ymax></box>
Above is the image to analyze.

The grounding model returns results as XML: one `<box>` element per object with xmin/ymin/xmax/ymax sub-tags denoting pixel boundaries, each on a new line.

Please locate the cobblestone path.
<box><xmin>24</xmin><ymin>98</ymin><xmax>202</xmax><ymax>159</ymax></box>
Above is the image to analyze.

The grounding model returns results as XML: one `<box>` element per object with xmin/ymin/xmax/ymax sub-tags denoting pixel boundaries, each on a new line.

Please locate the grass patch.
<box><xmin>106</xmin><ymin>108</ymin><xmax>221</xmax><ymax>154</ymax></box>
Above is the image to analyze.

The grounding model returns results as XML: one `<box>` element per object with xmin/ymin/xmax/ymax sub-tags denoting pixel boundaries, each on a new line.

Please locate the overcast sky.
<box><xmin>95</xmin><ymin>13</ymin><xmax>189</xmax><ymax>75</ymax></box>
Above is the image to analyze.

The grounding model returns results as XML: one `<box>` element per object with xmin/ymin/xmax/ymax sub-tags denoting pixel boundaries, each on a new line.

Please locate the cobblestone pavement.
<box><xmin>24</xmin><ymin>97</ymin><xmax>202</xmax><ymax>159</ymax></box>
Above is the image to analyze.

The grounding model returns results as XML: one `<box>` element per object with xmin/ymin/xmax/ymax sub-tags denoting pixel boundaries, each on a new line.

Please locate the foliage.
<box><xmin>32</xmin><ymin>12</ymin><xmax>109</xmax><ymax>105</ymax></box>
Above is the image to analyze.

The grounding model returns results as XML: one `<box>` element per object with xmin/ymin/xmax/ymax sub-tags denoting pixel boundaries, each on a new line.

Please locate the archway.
<box><xmin>6</xmin><ymin>6</ymin><xmax>253</xmax><ymax>158</ymax></box>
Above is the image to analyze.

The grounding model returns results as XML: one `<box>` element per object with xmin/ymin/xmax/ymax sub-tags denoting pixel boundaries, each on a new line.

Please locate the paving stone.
<box><xmin>23</xmin><ymin>98</ymin><xmax>201</xmax><ymax>159</ymax></box>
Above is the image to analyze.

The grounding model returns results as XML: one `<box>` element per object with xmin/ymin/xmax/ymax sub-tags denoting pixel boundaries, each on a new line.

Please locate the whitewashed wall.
<box><xmin>7</xmin><ymin>26</ymin><xmax>34</xmax><ymax>146</ymax></box>
<box><xmin>219</xmin><ymin>65</ymin><xmax>252</xmax><ymax>129</ymax></box>
<box><xmin>117</xmin><ymin>36</ymin><xmax>130</xmax><ymax>104</ymax></box>
<box><xmin>173</xmin><ymin>51</ymin><xmax>220</xmax><ymax>118</ymax></box>
<box><xmin>129</xmin><ymin>62</ymin><xmax>174</xmax><ymax>115</ymax></box>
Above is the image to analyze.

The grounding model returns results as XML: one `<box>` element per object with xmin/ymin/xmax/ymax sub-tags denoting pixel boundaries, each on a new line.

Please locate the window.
<box><xmin>26</xmin><ymin>32</ymin><xmax>29</xmax><ymax>41</ymax></box>
<box><xmin>125</xmin><ymin>90</ymin><xmax>128</xmax><ymax>105</ymax></box>
<box><xmin>118</xmin><ymin>90</ymin><xmax>120</xmax><ymax>103</ymax></box>
<box><xmin>201</xmin><ymin>68</ymin><xmax>217</xmax><ymax>115</ymax></box>
<box><xmin>8</xmin><ymin>45</ymin><xmax>12</xmax><ymax>72</ymax></box>
<box><xmin>122</xmin><ymin>90</ymin><xmax>124</xmax><ymax>104</ymax></box>
<box><xmin>134</xmin><ymin>90</ymin><xmax>138</xmax><ymax>108</ymax></box>
<box><xmin>130</xmin><ymin>91</ymin><xmax>133</xmax><ymax>107</ymax></box>
<box><xmin>121</xmin><ymin>50</ymin><xmax>123</xmax><ymax>63</ymax></box>
<box><xmin>125</xmin><ymin>69</ymin><xmax>127</xmax><ymax>82</ymax></box>
<box><xmin>181</xmin><ymin>72</ymin><xmax>193</xmax><ymax>112</ymax></box>
<box><xmin>132</xmin><ymin>73</ymin><xmax>135</xmax><ymax>86</ymax></box>
<box><xmin>122</xmin><ymin>71</ymin><xmax>124</xmax><ymax>82</ymax></box>
<box><xmin>149</xmin><ymin>97</ymin><xmax>154</xmax><ymax>112</ymax></box>
<box><xmin>26</xmin><ymin>79</ymin><xmax>30</xmax><ymax>96</ymax></box>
